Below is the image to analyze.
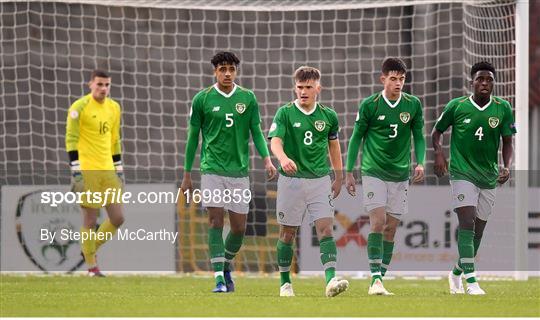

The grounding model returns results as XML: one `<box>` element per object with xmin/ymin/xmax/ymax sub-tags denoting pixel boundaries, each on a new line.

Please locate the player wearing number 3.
<box><xmin>181</xmin><ymin>52</ymin><xmax>277</xmax><ymax>293</ymax></box>
<box><xmin>269</xmin><ymin>66</ymin><xmax>349</xmax><ymax>297</ymax></box>
<box><xmin>432</xmin><ymin>61</ymin><xmax>515</xmax><ymax>295</ymax></box>
<box><xmin>346</xmin><ymin>58</ymin><xmax>426</xmax><ymax>295</ymax></box>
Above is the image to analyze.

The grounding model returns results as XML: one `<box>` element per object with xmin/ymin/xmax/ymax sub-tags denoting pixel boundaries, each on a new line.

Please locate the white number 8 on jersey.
<box><xmin>304</xmin><ymin>130</ymin><xmax>313</xmax><ymax>145</ymax></box>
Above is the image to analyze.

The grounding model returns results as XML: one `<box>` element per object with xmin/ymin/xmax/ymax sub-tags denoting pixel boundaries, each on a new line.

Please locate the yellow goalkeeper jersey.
<box><xmin>65</xmin><ymin>94</ymin><xmax>122</xmax><ymax>170</ymax></box>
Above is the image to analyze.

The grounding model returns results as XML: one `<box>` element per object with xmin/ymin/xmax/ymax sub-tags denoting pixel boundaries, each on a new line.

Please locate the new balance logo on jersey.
<box><xmin>293</xmin><ymin>122</ymin><xmax>301</xmax><ymax>128</ymax></box>
<box><xmin>377</xmin><ymin>115</ymin><xmax>385</xmax><ymax>120</ymax></box>
<box><xmin>463</xmin><ymin>118</ymin><xmax>471</xmax><ymax>123</ymax></box>
<box><xmin>212</xmin><ymin>106</ymin><xmax>220</xmax><ymax>112</ymax></box>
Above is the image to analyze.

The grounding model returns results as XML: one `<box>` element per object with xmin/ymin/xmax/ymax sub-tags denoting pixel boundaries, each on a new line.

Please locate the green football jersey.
<box><xmin>434</xmin><ymin>95</ymin><xmax>516</xmax><ymax>189</ymax></box>
<box><xmin>189</xmin><ymin>84</ymin><xmax>261</xmax><ymax>177</ymax></box>
<box><xmin>268</xmin><ymin>101</ymin><xmax>340</xmax><ymax>178</ymax></box>
<box><xmin>350</xmin><ymin>91</ymin><xmax>424</xmax><ymax>182</ymax></box>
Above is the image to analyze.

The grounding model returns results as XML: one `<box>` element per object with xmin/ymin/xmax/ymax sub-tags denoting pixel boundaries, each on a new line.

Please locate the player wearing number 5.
<box><xmin>181</xmin><ymin>52</ymin><xmax>277</xmax><ymax>293</ymax></box>
<box><xmin>269</xmin><ymin>66</ymin><xmax>349</xmax><ymax>297</ymax></box>
<box><xmin>345</xmin><ymin>58</ymin><xmax>426</xmax><ymax>295</ymax></box>
<box><xmin>65</xmin><ymin>70</ymin><xmax>125</xmax><ymax>277</ymax></box>
<box><xmin>432</xmin><ymin>61</ymin><xmax>515</xmax><ymax>295</ymax></box>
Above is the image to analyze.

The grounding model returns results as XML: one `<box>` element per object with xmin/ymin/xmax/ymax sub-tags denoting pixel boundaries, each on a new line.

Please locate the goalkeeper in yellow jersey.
<box><xmin>65</xmin><ymin>70</ymin><xmax>125</xmax><ymax>277</ymax></box>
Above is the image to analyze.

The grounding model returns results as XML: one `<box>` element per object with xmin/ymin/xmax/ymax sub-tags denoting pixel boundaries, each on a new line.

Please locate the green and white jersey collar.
<box><xmin>213</xmin><ymin>83</ymin><xmax>238</xmax><ymax>98</ymax></box>
<box><xmin>294</xmin><ymin>99</ymin><xmax>318</xmax><ymax>115</ymax></box>
<box><xmin>469</xmin><ymin>95</ymin><xmax>493</xmax><ymax>111</ymax></box>
<box><xmin>381</xmin><ymin>90</ymin><xmax>402</xmax><ymax>109</ymax></box>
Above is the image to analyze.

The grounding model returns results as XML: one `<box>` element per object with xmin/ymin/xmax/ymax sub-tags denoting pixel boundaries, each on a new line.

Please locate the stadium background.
<box><xmin>1</xmin><ymin>0</ymin><xmax>538</xmax><ymax>274</ymax></box>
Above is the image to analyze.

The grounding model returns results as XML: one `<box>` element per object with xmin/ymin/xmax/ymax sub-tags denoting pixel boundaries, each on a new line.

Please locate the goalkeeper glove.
<box><xmin>114</xmin><ymin>160</ymin><xmax>124</xmax><ymax>184</ymax></box>
<box><xmin>70</xmin><ymin>160</ymin><xmax>84</xmax><ymax>193</ymax></box>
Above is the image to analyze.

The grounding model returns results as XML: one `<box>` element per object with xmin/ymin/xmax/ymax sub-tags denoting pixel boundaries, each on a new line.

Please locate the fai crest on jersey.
<box><xmin>235</xmin><ymin>103</ymin><xmax>246</xmax><ymax>114</ymax></box>
<box><xmin>488</xmin><ymin>117</ymin><xmax>499</xmax><ymax>128</ymax></box>
<box><xmin>367</xmin><ymin>191</ymin><xmax>374</xmax><ymax>199</ymax></box>
<box><xmin>399</xmin><ymin>112</ymin><xmax>411</xmax><ymax>124</ymax></box>
<box><xmin>278</xmin><ymin>212</ymin><xmax>285</xmax><ymax>220</ymax></box>
<box><xmin>314</xmin><ymin>120</ymin><xmax>326</xmax><ymax>132</ymax></box>
<box><xmin>458</xmin><ymin>194</ymin><xmax>465</xmax><ymax>201</ymax></box>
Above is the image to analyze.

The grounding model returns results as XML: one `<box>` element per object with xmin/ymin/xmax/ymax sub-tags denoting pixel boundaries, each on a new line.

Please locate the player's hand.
<box><xmin>434</xmin><ymin>152</ymin><xmax>448</xmax><ymax>178</ymax></box>
<box><xmin>412</xmin><ymin>164</ymin><xmax>425</xmax><ymax>184</ymax></box>
<box><xmin>279</xmin><ymin>157</ymin><xmax>297</xmax><ymax>176</ymax></box>
<box><xmin>264</xmin><ymin>157</ymin><xmax>277</xmax><ymax>181</ymax></box>
<box><xmin>345</xmin><ymin>172</ymin><xmax>356</xmax><ymax>196</ymax></box>
<box><xmin>180</xmin><ymin>172</ymin><xmax>193</xmax><ymax>194</ymax></box>
<box><xmin>498</xmin><ymin>167</ymin><xmax>510</xmax><ymax>184</ymax></box>
<box><xmin>70</xmin><ymin>172</ymin><xmax>84</xmax><ymax>193</ymax></box>
<box><xmin>331</xmin><ymin>175</ymin><xmax>343</xmax><ymax>199</ymax></box>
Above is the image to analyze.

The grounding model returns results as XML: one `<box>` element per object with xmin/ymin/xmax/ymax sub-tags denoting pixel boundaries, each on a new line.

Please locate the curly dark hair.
<box><xmin>211</xmin><ymin>51</ymin><xmax>240</xmax><ymax>68</ymax></box>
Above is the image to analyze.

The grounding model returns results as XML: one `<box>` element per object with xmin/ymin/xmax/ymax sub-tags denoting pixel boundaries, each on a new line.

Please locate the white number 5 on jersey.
<box><xmin>225</xmin><ymin>113</ymin><xmax>234</xmax><ymax>127</ymax></box>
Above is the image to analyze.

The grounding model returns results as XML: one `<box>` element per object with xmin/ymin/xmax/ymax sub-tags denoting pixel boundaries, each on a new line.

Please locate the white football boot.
<box><xmin>279</xmin><ymin>282</ymin><xmax>295</xmax><ymax>297</ymax></box>
<box><xmin>325</xmin><ymin>277</ymin><xmax>349</xmax><ymax>297</ymax></box>
<box><xmin>368</xmin><ymin>278</ymin><xmax>394</xmax><ymax>296</ymax></box>
<box><xmin>466</xmin><ymin>282</ymin><xmax>486</xmax><ymax>295</ymax></box>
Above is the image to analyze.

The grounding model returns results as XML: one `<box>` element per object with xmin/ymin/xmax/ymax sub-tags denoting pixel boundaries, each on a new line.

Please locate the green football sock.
<box><xmin>367</xmin><ymin>232</ymin><xmax>383</xmax><ymax>284</ymax></box>
<box><xmin>224</xmin><ymin>232</ymin><xmax>244</xmax><ymax>272</ymax></box>
<box><xmin>453</xmin><ymin>234</ymin><xmax>482</xmax><ymax>276</ymax></box>
<box><xmin>277</xmin><ymin>240</ymin><xmax>293</xmax><ymax>286</ymax></box>
<box><xmin>381</xmin><ymin>240</ymin><xmax>394</xmax><ymax>277</ymax></box>
<box><xmin>457</xmin><ymin>229</ymin><xmax>476</xmax><ymax>283</ymax></box>
<box><xmin>319</xmin><ymin>236</ymin><xmax>337</xmax><ymax>284</ymax></box>
<box><xmin>208</xmin><ymin>227</ymin><xmax>225</xmax><ymax>285</ymax></box>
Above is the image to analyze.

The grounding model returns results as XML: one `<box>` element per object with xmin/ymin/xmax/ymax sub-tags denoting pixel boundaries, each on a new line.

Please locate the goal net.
<box><xmin>2</xmin><ymin>0</ymin><xmax>528</xmax><ymax>276</ymax></box>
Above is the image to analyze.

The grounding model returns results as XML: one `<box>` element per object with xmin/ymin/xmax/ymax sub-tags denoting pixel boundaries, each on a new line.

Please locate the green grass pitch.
<box><xmin>1</xmin><ymin>275</ymin><xmax>539</xmax><ymax>317</ymax></box>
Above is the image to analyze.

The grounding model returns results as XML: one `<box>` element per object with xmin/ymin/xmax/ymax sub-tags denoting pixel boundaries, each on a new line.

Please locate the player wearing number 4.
<box><xmin>181</xmin><ymin>52</ymin><xmax>277</xmax><ymax>293</ymax></box>
<box><xmin>65</xmin><ymin>70</ymin><xmax>125</xmax><ymax>277</ymax></box>
<box><xmin>269</xmin><ymin>66</ymin><xmax>349</xmax><ymax>297</ymax></box>
<box><xmin>346</xmin><ymin>58</ymin><xmax>426</xmax><ymax>295</ymax></box>
<box><xmin>432</xmin><ymin>61</ymin><xmax>515</xmax><ymax>295</ymax></box>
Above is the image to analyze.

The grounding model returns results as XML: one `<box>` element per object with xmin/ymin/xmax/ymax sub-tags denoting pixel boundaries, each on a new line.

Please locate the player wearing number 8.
<box><xmin>181</xmin><ymin>52</ymin><xmax>277</xmax><ymax>293</ymax></box>
<box><xmin>269</xmin><ymin>66</ymin><xmax>349</xmax><ymax>297</ymax></box>
<box><xmin>345</xmin><ymin>58</ymin><xmax>426</xmax><ymax>295</ymax></box>
<box><xmin>432</xmin><ymin>61</ymin><xmax>516</xmax><ymax>295</ymax></box>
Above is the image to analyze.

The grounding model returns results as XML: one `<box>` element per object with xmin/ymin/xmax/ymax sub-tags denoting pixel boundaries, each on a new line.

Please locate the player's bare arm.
<box><xmin>431</xmin><ymin>128</ymin><xmax>448</xmax><ymax>177</ymax></box>
<box><xmin>270</xmin><ymin>137</ymin><xmax>297</xmax><ymax>175</ymax></box>
<box><xmin>498</xmin><ymin>135</ymin><xmax>513</xmax><ymax>184</ymax></box>
<box><xmin>328</xmin><ymin>139</ymin><xmax>343</xmax><ymax>198</ymax></box>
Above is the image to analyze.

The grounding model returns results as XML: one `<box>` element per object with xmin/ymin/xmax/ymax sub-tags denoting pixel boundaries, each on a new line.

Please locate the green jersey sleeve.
<box><xmin>189</xmin><ymin>93</ymin><xmax>204</xmax><ymax>128</ymax></box>
<box><xmin>328</xmin><ymin>109</ymin><xmax>339</xmax><ymax>140</ymax></box>
<box><xmin>249</xmin><ymin>91</ymin><xmax>262</xmax><ymax>126</ymax></box>
<box><xmin>434</xmin><ymin>100</ymin><xmax>456</xmax><ymax>132</ymax></box>
<box><xmin>345</xmin><ymin>99</ymin><xmax>372</xmax><ymax>172</ymax></box>
<box><xmin>268</xmin><ymin>107</ymin><xmax>286</xmax><ymax>139</ymax></box>
<box><xmin>411</xmin><ymin>98</ymin><xmax>426</xmax><ymax>165</ymax></box>
<box><xmin>500</xmin><ymin>101</ymin><xmax>517</xmax><ymax>136</ymax></box>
